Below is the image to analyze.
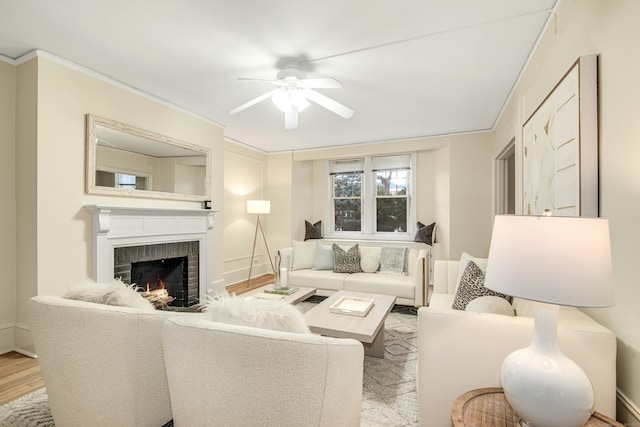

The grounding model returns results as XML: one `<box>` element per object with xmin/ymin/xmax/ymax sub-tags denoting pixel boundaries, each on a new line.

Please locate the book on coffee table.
<box><xmin>264</xmin><ymin>286</ymin><xmax>299</xmax><ymax>295</ymax></box>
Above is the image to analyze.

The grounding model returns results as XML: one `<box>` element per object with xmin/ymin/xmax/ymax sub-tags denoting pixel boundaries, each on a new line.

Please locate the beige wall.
<box><xmin>5</xmin><ymin>54</ymin><xmax>224</xmax><ymax>354</ymax></box>
<box><xmin>14</xmin><ymin>58</ymin><xmax>38</xmax><ymax>353</ymax></box>
<box><xmin>0</xmin><ymin>59</ymin><xmax>16</xmax><ymax>353</ymax></box>
<box><xmin>222</xmin><ymin>132</ymin><xmax>494</xmax><ymax>286</ymax></box>
<box><xmin>492</xmin><ymin>0</ymin><xmax>640</xmax><ymax>421</ymax></box>
<box><xmin>449</xmin><ymin>133</ymin><xmax>494</xmax><ymax>259</ymax></box>
<box><xmin>223</xmin><ymin>142</ymin><xmax>269</xmax><ymax>285</ymax></box>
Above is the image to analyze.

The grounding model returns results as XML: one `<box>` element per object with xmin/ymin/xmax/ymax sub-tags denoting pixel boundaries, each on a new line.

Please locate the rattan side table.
<box><xmin>451</xmin><ymin>387</ymin><xmax>623</xmax><ymax>427</ymax></box>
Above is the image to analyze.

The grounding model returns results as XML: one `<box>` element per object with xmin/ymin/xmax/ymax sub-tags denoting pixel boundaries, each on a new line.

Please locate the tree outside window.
<box><xmin>375</xmin><ymin>169</ymin><xmax>408</xmax><ymax>232</ymax></box>
<box><xmin>333</xmin><ymin>171</ymin><xmax>362</xmax><ymax>231</ymax></box>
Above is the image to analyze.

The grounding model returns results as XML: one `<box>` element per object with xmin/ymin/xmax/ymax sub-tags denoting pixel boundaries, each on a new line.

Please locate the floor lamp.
<box><xmin>246</xmin><ymin>200</ymin><xmax>275</xmax><ymax>286</ymax></box>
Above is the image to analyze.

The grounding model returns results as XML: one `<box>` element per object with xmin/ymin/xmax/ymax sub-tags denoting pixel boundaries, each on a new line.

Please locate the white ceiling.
<box><xmin>0</xmin><ymin>0</ymin><xmax>557</xmax><ymax>153</ymax></box>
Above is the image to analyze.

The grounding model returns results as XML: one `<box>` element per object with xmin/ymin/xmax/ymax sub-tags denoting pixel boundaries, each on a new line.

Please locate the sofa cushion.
<box><xmin>454</xmin><ymin>252</ymin><xmax>489</xmax><ymax>294</ymax></box>
<box><xmin>292</xmin><ymin>240</ymin><xmax>316</xmax><ymax>270</ymax></box>
<box><xmin>414</xmin><ymin>221</ymin><xmax>436</xmax><ymax>245</ymax></box>
<box><xmin>452</xmin><ymin>261</ymin><xmax>510</xmax><ymax>310</ymax></box>
<box><xmin>313</xmin><ymin>242</ymin><xmax>334</xmax><ymax>270</ymax></box>
<box><xmin>204</xmin><ymin>295</ymin><xmax>310</xmax><ymax>334</ymax></box>
<box><xmin>333</xmin><ymin>244</ymin><xmax>362</xmax><ymax>273</ymax></box>
<box><xmin>288</xmin><ymin>269</ymin><xmax>348</xmax><ymax>291</ymax></box>
<box><xmin>378</xmin><ymin>246</ymin><xmax>409</xmax><ymax>275</ymax></box>
<box><xmin>345</xmin><ymin>273</ymin><xmax>414</xmax><ymax>300</ymax></box>
<box><xmin>304</xmin><ymin>220</ymin><xmax>322</xmax><ymax>240</ymax></box>
<box><xmin>360</xmin><ymin>254</ymin><xmax>379</xmax><ymax>273</ymax></box>
<box><xmin>465</xmin><ymin>296</ymin><xmax>515</xmax><ymax>316</ymax></box>
<box><xmin>64</xmin><ymin>278</ymin><xmax>155</xmax><ymax>311</ymax></box>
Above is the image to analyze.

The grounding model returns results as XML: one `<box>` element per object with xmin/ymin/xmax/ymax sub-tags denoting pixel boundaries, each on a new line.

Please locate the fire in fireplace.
<box><xmin>114</xmin><ymin>241</ymin><xmax>199</xmax><ymax>308</ymax></box>
<box><xmin>132</xmin><ymin>257</ymin><xmax>186</xmax><ymax>308</ymax></box>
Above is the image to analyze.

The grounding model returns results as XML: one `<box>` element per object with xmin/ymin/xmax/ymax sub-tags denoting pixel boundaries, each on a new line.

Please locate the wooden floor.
<box><xmin>226</xmin><ymin>273</ymin><xmax>274</xmax><ymax>295</ymax></box>
<box><xmin>0</xmin><ymin>351</ymin><xmax>44</xmax><ymax>406</ymax></box>
<box><xmin>0</xmin><ymin>274</ymin><xmax>273</xmax><ymax>406</ymax></box>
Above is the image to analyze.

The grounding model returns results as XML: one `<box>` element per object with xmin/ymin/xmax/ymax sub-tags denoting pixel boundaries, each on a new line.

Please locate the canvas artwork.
<box><xmin>522</xmin><ymin>55</ymin><xmax>598</xmax><ymax>217</ymax></box>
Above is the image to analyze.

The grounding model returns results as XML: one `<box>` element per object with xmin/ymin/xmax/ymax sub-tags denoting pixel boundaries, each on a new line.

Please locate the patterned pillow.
<box><xmin>304</xmin><ymin>220</ymin><xmax>322</xmax><ymax>240</ymax></box>
<box><xmin>451</xmin><ymin>261</ymin><xmax>511</xmax><ymax>310</ymax></box>
<box><xmin>414</xmin><ymin>221</ymin><xmax>436</xmax><ymax>245</ymax></box>
<box><xmin>378</xmin><ymin>246</ymin><xmax>409</xmax><ymax>275</ymax></box>
<box><xmin>332</xmin><ymin>244</ymin><xmax>362</xmax><ymax>273</ymax></box>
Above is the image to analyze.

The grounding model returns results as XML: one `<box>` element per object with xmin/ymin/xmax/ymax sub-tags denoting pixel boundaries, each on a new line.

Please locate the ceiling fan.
<box><xmin>229</xmin><ymin>61</ymin><xmax>354</xmax><ymax>129</ymax></box>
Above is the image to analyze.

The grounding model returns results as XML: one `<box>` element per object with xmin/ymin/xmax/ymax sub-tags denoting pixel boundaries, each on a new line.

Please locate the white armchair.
<box><xmin>162</xmin><ymin>315</ymin><xmax>364</xmax><ymax>427</ymax></box>
<box><xmin>28</xmin><ymin>295</ymin><xmax>198</xmax><ymax>426</ymax></box>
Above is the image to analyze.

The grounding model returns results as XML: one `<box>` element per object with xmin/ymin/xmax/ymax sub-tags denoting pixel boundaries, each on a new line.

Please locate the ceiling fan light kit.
<box><xmin>230</xmin><ymin>61</ymin><xmax>353</xmax><ymax>130</ymax></box>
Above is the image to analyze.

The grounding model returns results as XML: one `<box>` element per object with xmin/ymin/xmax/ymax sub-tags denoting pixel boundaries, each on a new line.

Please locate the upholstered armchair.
<box><xmin>162</xmin><ymin>315</ymin><xmax>365</xmax><ymax>427</ymax></box>
<box><xmin>28</xmin><ymin>295</ymin><xmax>198</xmax><ymax>426</ymax></box>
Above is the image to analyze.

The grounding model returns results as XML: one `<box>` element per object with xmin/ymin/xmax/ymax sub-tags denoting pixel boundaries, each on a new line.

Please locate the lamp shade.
<box><xmin>246</xmin><ymin>200</ymin><xmax>270</xmax><ymax>215</ymax></box>
<box><xmin>484</xmin><ymin>215</ymin><xmax>614</xmax><ymax>307</ymax></box>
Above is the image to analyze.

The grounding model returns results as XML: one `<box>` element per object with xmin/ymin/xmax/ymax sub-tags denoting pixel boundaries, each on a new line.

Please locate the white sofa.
<box><xmin>417</xmin><ymin>259</ymin><xmax>617</xmax><ymax>427</ymax></box>
<box><xmin>162</xmin><ymin>315</ymin><xmax>364</xmax><ymax>426</ymax></box>
<box><xmin>278</xmin><ymin>241</ymin><xmax>430</xmax><ymax>307</ymax></box>
<box><xmin>28</xmin><ymin>296</ymin><xmax>202</xmax><ymax>427</ymax></box>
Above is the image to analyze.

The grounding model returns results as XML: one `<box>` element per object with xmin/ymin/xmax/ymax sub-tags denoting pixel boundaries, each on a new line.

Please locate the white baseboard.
<box><xmin>618</xmin><ymin>389</ymin><xmax>640</xmax><ymax>424</ymax></box>
<box><xmin>223</xmin><ymin>263</ymin><xmax>270</xmax><ymax>289</ymax></box>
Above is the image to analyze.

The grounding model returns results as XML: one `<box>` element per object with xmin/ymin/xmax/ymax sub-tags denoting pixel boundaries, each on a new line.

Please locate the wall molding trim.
<box><xmin>617</xmin><ymin>389</ymin><xmax>640</xmax><ymax>423</ymax></box>
<box><xmin>12</xmin><ymin>49</ymin><xmax>225</xmax><ymax>129</ymax></box>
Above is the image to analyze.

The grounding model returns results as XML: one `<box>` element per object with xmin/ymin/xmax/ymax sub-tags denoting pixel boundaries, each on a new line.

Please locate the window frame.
<box><xmin>325</xmin><ymin>153</ymin><xmax>416</xmax><ymax>241</ymax></box>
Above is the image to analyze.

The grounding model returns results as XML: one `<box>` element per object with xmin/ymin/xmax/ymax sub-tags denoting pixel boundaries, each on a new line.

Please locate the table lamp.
<box><xmin>484</xmin><ymin>215</ymin><xmax>614</xmax><ymax>427</ymax></box>
<box><xmin>246</xmin><ymin>200</ymin><xmax>275</xmax><ymax>286</ymax></box>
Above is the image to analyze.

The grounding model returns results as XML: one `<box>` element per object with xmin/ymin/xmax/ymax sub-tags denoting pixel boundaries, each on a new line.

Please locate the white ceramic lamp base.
<box><xmin>501</xmin><ymin>303</ymin><xmax>594</xmax><ymax>427</ymax></box>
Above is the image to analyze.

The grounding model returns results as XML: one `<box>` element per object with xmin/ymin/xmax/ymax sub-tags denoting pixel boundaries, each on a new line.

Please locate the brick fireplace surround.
<box><xmin>85</xmin><ymin>205</ymin><xmax>215</xmax><ymax>303</ymax></box>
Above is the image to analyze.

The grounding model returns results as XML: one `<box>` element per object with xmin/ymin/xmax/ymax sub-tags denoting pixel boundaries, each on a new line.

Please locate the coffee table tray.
<box><xmin>329</xmin><ymin>296</ymin><xmax>374</xmax><ymax>316</ymax></box>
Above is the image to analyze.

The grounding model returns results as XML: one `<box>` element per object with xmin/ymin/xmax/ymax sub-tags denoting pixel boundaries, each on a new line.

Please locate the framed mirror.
<box><xmin>86</xmin><ymin>114</ymin><xmax>211</xmax><ymax>201</ymax></box>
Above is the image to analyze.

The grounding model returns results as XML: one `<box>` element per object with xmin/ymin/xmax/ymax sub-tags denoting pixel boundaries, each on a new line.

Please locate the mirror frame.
<box><xmin>86</xmin><ymin>114</ymin><xmax>211</xmax><ymax>202</ymax></box>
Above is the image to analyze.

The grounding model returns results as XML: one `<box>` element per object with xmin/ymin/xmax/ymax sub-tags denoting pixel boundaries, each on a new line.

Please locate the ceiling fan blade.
<box><xmin>301</xmin><ymin>77</ymin><xmax>343</xmax><ymax>89</ymax></box>
<box><xmin>307</xmin><ymin>90</ymin><xmax>354</xmax><ymax>119</ymax></box>
<box><xmin>229</xmin><ymin>89</ymin><xmax>279</xmax><ymax>114</ymax></box>
<box><xmin>284</xmin><ymin>111</ymin><xmax>298</xmax><ymax>129</ymax></box>
<box><xmin>237</xmin><ymin>78</ymin><xmax>280</xmax><ymax>85</ymax></box>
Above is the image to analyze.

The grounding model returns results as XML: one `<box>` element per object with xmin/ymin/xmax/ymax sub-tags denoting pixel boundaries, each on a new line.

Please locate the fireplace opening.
<box><xmin>114</xmin><ymin>241</ymin><xmax>200</xmax><ymax>309</ymax></box>
<box><xmin>131</xmin><ymin>257</ymin><xmax>187</xmax><ymax>308</ymax></box>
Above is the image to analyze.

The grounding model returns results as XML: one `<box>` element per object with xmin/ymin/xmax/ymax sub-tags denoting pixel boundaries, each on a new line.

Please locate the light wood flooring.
<box><xmin>0</xmin><ymin>274</ymin><xmax>273</xmax><ymax>406</ymax></box>
<box><xmin>0</xmin><ymin>351</ymin><xmax>44</xmax><ymax>406</ymax></box>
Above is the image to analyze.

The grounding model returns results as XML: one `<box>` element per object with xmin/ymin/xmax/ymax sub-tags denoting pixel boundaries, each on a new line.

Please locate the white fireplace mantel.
<box><xmin>85</xmin><ymin>205</ymin><xmax>218</xmax><ymax>302</ymax></box>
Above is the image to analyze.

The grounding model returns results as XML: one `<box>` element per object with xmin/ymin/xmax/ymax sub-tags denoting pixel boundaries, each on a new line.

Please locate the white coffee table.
<box><xmin>303</xmin><ymin>290</ymin><xmax>396</xmax><ymax>358</ymax></box>
<box><xmin>244</xmin><ymin>285</ymin><xmax>316</xmax><ymax>305</ymax></box>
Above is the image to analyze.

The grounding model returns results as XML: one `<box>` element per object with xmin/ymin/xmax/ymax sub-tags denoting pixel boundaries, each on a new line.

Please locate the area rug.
<box><xmin>0</xmin><ymin>302</ymin><xmax>418</xmax><ymax>427</ymax></box>
<box><xmin>0</xmin><ymin>388</ymin><xmax>53</xmax><ymax>427</ymax></box>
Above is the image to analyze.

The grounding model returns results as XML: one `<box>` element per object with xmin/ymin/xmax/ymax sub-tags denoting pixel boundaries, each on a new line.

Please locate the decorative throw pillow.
<box><xmin>360</xmin><ymin>254</ymin><xmax>379</xmax><ymax>273</ymax></box>
<box><xmin>332</xmin><ymin>244</ymin><xmax>362</xmax><ymax>273</ymax></box>
<box><xmin>454</xmin><ymin>252</ymin><xmax>489</xmax><ymax>294</ymax></box>
<box><xmin>304</xmin><ymin>220</ymin><xmax>322</xmax><ymax>240</ymax></box>
<box><xmin>313</xmin><ymin>242</ymin><xmax>334</xmax><ymax>270</ymax></box>
<box><xmin>291</xmin><ymin>240</ymin><xmax>316</xmax><ymax>270</ymax></box>
<box><xmin>465</xmin><ymin>296</ymin><xmax>515</xmax><ymax>316</ymax></box>
<box><xmin>204</xmin><ymin>294</ymin><xmax>310</xmax><ymax>334</ymax></box>
<box><xmin>451</xmin><ymin>261</ymin><xmax>511</xmax><ymax>310</ymax></box>
<box><xmin>378</xmin><ymin>246</ymin><xmax>409</xmax><ymax>275</ymax></box>
<box><xmin>414</xmin><ymin>221</ymin><xmax>436</xmax><ymax>245</ymax></box>
<box><xmin>64</xmin><ymin>278</ymin><xmax>155</xmax><ymax>311</ymax></box>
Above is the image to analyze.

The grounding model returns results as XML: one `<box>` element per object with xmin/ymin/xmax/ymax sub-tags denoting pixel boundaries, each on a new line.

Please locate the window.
<box><xmin>115</xmin><ymin>173</ymin><xmax>137</xmax><ymax>189</ymax></box>
<box><xmin>328</xmin><ymin>154</ymin><xmax>413</xmax><ymax>238</ymax></box>
<box><xmin>373</xmin><ymin>155</ymin><xmax>410</xmax><ymax>233</ymax></box>
<box><xmin>330</xmin><ymin>159</ymin><xmax>363</xmax><ymax>232</ymax></box>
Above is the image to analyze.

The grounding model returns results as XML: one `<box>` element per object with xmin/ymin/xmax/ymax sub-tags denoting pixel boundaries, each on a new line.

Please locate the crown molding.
<box><xmin>12</xmin><ymin>49</ymin><xmax>225</xmax><ymax>130</ymax></box>
<box><xmin>0</xmin><ymin>54</ymin><xmax>17</xmax><ymax>65</ymax></box>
